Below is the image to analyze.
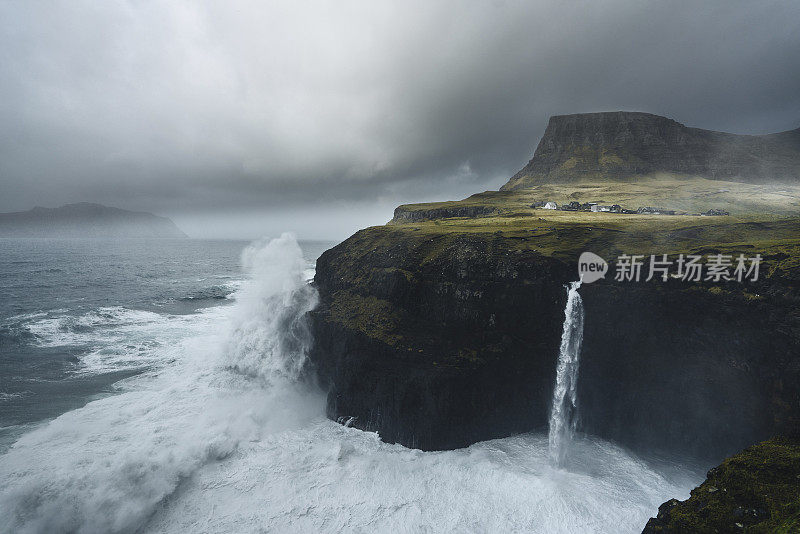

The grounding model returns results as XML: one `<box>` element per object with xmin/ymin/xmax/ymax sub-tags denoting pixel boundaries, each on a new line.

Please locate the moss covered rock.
<box><xmin>643</xmin><ymin>437</ymin><xmax>800</xmax><ymax>533</ymax></box>
<box><xmin>309</xmin><ymin>217</ymin><xmax>800</xmax><ymax>455</ymax></box>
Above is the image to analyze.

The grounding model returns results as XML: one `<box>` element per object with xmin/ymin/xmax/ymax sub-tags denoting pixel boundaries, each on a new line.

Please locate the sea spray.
<box><xmin>548</xmin><ymin>281</ymin><xmax>585</xmax><ymax>466</ymax></box>
<box><xmin>225</xmin><ymin>233</ymin><xmax>318</xmax><ymax>382</ymax></box>
<box><xmin>0</xmin><ymin>238</ymin><xmax>701</xmax><ymax>533</ymax></box>
<box><xmin>0</xmin><ymin>234</ymin><xmax>323</xmax><ymax>534</ymax></box>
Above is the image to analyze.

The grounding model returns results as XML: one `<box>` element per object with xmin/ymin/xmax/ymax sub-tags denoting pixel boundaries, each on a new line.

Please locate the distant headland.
<box><xmin>502</xmin><ymin>111</ymin><xmax>800</xmax><ymax>190</ymax></box>
<box><xmin>0</xmin><ymin>203</ymin><xmax>186</xmax><ymax>238</ymax></box>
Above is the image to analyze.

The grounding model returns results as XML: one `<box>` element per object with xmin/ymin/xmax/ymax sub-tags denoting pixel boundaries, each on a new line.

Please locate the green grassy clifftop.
<box><xmin>310</xmin><ymin>175</ymin><xmax>800</xmax><ymax>454</ymax></box>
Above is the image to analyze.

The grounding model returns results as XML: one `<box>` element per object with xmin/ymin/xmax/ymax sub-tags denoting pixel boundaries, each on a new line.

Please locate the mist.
<box><xmin>1</xmin><ymin>0</ymin><xmax>799</xmax><ymax>239</ymax></box>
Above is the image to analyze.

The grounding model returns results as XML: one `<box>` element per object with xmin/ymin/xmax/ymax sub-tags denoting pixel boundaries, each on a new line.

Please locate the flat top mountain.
<box><xmin>502</xmin><ymin>111</ymin><xmax>800</xmax><ymax>190</ymax></box>
<box><xmin>0</xmin><ymin>203</ymin><xmax>187</xmax><ymax>238</ymax></box>
<box><xmin>382</xmin><ymin>110</ymin><xmax>800</xmax><ymax>278</ymax></box>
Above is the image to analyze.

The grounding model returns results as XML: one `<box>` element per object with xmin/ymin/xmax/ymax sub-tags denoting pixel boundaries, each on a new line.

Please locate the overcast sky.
<box><xmin>1</xmin><ymin>1</ymin><xmax>799</xmax><ymax>238</ymax></box>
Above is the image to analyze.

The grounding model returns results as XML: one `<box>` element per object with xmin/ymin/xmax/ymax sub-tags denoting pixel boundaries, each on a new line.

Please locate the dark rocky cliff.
<box><xmin>502</xmin><ymin>112</ymin><xmax>800</xmax><ymax>190</ymax></box>
<box><xmin>391</xmin><ymin>204</ymin><xmax>499</xmax><ymax>223</ymax></box>
<box><xmin>579</xmin><ymin>279</ymin><xmax>799</xmax><ymax>459</ymax></box>
<box><xmin>308</xmin><ymin>224</ymin><xmax>800</xmax><ymax>461</ymax></box>
<box><xmin>309</xmin><ymin>229</ymin><xmax>570</xmax><ymax>450</ymax></box>
<box><xmin>307</xmin><ymin>111</ymin><xmax>800</xmax><ymax>529</ymax></box>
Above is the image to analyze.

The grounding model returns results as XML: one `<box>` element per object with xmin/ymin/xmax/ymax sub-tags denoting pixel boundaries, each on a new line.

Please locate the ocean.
<box><xmin>0</xmin><ymin>234</ymin><xmax>701</xmax><ymax>533</ymax></box>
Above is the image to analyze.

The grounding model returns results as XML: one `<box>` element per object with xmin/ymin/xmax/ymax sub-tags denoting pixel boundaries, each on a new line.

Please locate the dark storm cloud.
<box><xmin>1</xmin><ymin>1</ymin><xmax>799</xmax><ymax>234</ymax></box>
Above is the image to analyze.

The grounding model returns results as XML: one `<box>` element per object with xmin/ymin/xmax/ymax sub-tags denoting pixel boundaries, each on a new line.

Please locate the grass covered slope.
<box><xmin>396</xmin><ymin>178</ymin><xmax>800</xmax><ymax>220</ymax></box>
<box><xmin>501</xmin><ymin>112</ymin><xmax>800</xmax><ymax>189</ymax></box>
<box><xmin>643</xmin><ymin>437</ymin><xmax>800</xmax><ymax>533</ymax></box>
<box><xmin>316</xmin><ymin>212</ymin><xmax>800</xmax><ymax>366</ymax></box>
<box><xmin>376</xmin><ymin>176</ymin><xmax>800</xmax><ymax>520</ymax></box>
<box><xmin>387</xmin><ymin>178</ymin><xmax>800</xmax><ymax>283</ymax></box>
<box><xmin>316</xmin><ymin>173</ymin><xmax>800</xmax><ymax>378</ymax></box>
<box><xmin>312</xmin><ymin>173</ymin><xmax>800</xmax><ymax>451</ymax></box>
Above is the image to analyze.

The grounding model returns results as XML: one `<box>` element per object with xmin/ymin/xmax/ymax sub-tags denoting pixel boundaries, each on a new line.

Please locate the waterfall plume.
<box><xmin>548</xmin><ymin>281</ymin><xmax>585</xmax><ymax>466</ymax></box>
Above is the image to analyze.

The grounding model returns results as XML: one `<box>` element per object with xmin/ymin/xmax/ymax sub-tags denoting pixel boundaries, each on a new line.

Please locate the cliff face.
<box><xmin>579</xmin><ymin>280</ymin><xmax>799</xmax><ymax>458</ymax></box>
<box><xmin>309</xmin><ymin>225</ymin><xmax>800</xmax><ymax>460</ymax></box>
<box><xmin>308</xmin><ymin>110</ymin><xmax>800</xmax><ymax>530</ymax></box>
<box><xmin>309</xmin><ymin>229</ymin><xmax>571</xmax><ymax>450</ymax></box>
<box><xmin>391</xmin><ymin>204</ymin><xmax>499</xmax><ymax>223</ymax></box>
<box><xmin>502</xmin><ymin>112</ymin><xmax>800</xmax><ymax>190</ymax></box>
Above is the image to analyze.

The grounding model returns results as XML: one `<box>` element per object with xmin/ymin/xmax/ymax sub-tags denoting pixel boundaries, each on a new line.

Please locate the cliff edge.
<box><xmin>308</xmin><ymin>110</ymin><xmax>800</xmax><ymax>531</ymax></box>
<box><xmin>309</xmin><ymin>215</ymin><xmax>800</xmax><ymax>459</ymax></box>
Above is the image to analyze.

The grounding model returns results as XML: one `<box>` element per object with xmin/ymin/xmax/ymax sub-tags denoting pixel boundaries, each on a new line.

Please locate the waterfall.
<box><xmin>548</xmin><ymin>281</ymin><xmax>585</xmax><ymax>466</ymax></box>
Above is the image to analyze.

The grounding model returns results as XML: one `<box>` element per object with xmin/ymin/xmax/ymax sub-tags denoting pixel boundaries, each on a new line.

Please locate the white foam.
<box><xmin>0</xmin><ymin>392</ymin><xmax>29</xmax><ymax>402</ymax></box>
<box><xmin>16</xmin><ymin>306</ymin><xmax>221</xmax><ymax>376</ymax></box>
<box><xmin>25</xmin><ymin>307</ymin><xmax>166</xmax><ymax>348</ymax></box>
<box><xmin>0</xmin><ymin>233</ymin><xmax>325</xmax><ymax>533</ymax></box>
<box><xmin>225</xmin><ymin>234</ymin><xmax>318</xmax><ymax>381</ymax></box>
<box><xmin>0</xmin><ymin>234</ymin><xmax>699</xmax><ymax>534</ymax></box>
<box><xmin>73</xmin><ymin>307</ymin><xmax>226</xmax><ymax>375</ymax></box>
<box><xmin>143</xmin><ymin>425</ymin><xmax>696</xmax><ymax>534</ymax></box>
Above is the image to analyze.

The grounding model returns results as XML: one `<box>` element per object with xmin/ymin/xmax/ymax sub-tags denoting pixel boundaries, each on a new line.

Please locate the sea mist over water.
<box><xmin>0</xmin><ymin>235</ymin><xmax>701</xmax><ymax>534</ymax></box>
<box><xmin>0</xmin><ymin>234</ymin><xmax>323</xmax><ymax>533</ymax></box>
<box><xmin>226</xmin><ymin>234</ymin><xmax>318</xmax><ymax>381</ymax></box>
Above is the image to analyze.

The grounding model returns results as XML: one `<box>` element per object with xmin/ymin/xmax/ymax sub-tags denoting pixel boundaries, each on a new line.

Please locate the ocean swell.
<box><xmin>0</xmin><ymin>234</ymin><xmax>699</xmax><ymax>534</ymax></box>
<box><xmin>0</xmin><ymin>233</ymin><xmax>323</xmax><ymax>534</ymax></box>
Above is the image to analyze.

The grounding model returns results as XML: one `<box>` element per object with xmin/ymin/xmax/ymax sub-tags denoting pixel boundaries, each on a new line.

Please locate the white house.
<box><xmin>543</xmin><ymin>201</ymin><xmax>558</xmax><ymax>210</ymax></box>
<box><xmin>591</xmin><ymin>205</ymin><xmax>612</xmax><ymax>212</ymax></box>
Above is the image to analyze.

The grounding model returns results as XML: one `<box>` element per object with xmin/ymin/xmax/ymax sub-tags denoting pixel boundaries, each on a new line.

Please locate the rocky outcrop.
<box><xmin>502</xmin><ymin>112</ymin><xmax>800</xmax><ymax>189</ymax></box>
<box><xmin>642</xmin><ymin>437</ymin><xmax>800</xmax><ymax>533</ymax></box>
<box><xmin>392</xmin><ymin>204</ymin><xmax>499</xmax><ymax>223</ymax></box>
<box><xmin>309</xmin><ymin>225</ymin><xmax>800</xmax><ymax>460</ymax></box>
<box><xmin>309</xmin><ymin>228</ymin><xmax>572</xmax><ymax>450</ymax></box>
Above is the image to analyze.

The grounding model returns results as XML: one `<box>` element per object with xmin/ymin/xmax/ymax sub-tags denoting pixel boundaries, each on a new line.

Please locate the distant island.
<box><xmin>0</xmin><ymin>203</ymin><xmax>187</xmax><ymax>238</ymax></box>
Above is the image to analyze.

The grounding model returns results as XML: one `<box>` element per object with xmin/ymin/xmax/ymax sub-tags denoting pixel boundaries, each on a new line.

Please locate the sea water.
<box><xmin>0</xmin><ymin>235</ymin><xmax>700</xmax><ymax>533</ymax></box>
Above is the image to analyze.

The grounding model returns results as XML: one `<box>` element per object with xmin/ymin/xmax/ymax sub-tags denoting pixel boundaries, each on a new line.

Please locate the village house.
<box><xmin>532</xmin><ymin>199</ymin><xmax>688</xmax><ymax>216</ymax></box>
<box><xmin>701</xmin><ymin>208</ymin><xmax>730</xmax><ymax>216</ymax></box>
<box><xmin>637</xmin><ymin>206</ymin><xmax>676</xmax><ymax>215</ymax></box>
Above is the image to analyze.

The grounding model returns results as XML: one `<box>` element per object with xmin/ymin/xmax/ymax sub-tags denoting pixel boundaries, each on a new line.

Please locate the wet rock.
<box><xmin>310</xmin><ymin>226</ymin><xmax>800</xmax><ymax>456</ymax></box>
<box><xmin>642</xmin><ymin>437</ymin><xmax>800</xmax><ymax>533</ymax></box>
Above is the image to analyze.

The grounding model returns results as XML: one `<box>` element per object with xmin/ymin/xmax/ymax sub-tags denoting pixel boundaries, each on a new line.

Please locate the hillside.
<box><xmin>310</xmin><ymin>107</ymin><xmax>800</xmax><ymax>453</ymax></box>
<box><xmin>394</xmin><ymin>178</ymin><xmax>800</xmax><ymax>223</ymax></box>
<box><xmin>502</xmin><ymin>112</ymin><xmax>800</xmax><ymax>190</ymax></box>
<box><xmin>0</xmin><ymin>203</ymin><xmax>186</xmax><ymax>238</ymax></box>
